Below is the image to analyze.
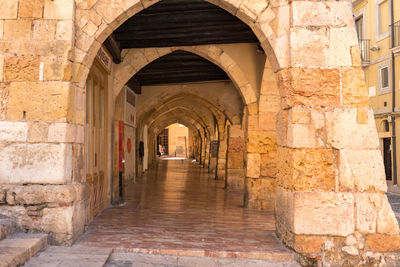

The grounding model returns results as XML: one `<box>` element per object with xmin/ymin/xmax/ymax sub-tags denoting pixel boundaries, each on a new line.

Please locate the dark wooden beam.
<box><xmin>103</xmin><ymin>34</ymin><xmax>122</xmax><ymax>64</ymax></box>
<box><xmin>126</xmin><ymin>77</ymin><xmax>142</xmax><ymax>94</ymax></box>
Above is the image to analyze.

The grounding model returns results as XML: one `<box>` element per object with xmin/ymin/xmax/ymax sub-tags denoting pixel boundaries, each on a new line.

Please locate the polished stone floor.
<box><xmin>77</xmin><ymin>159</ymin><xmax>295</xmax><ymax>261</ymax></box>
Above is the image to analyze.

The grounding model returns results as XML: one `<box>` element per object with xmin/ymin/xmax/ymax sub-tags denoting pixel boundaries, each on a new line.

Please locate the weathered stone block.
<box><xmin>328</xmin><ymin>27</ymin><xmax>358</xmax><ymax>67</ymax></box>
<box><xmin>278</xmin><ymin>68</ymin><xmax>340</xmax><ymax>108</ymax></box>
<box><xmin>0</xmin><ymin>143</ymin><xmax>72</xmax><ymax>184</ymax></box>
<box><xmin>246</xmin><ymin>153</ymin><xmax>260</xmax><ymax>178</ymax></box>
<box><xmin>44</xmin><ymin>59</ymin><xmax>72</xmax><ymax>81</ymax></box>
<box><xmin>32</xmin><ymin>20</ymin><xmax>56</xmax><ymax>40</ymax></box>
<box><xmin>27</xmin><ymin>122</ymin><xmax>49</xmax><ymax>143</ymax></box>
<box><xmin>246</xmin><ymin>131</ymin><xmax>276</xmax><ymax>153</ymax></box>
<box><xmin>341</xmin><ymin>67</ymin><xmax>369</xmax><ymax>107</ymax></box>
<box><xmin>260</xmin><ymin>151</ymin><xmax>277</xmax><ymax>178</ymax></box>
<box><xmin>44</xmin><ymin>0</ymin><xmax>74</xmax><ymax>20</ymax></box>
<box><xmin>355</xmin><ymin>193</ymin><xmax>380</xmax><ymax>234</ymax></box>
<box><xmin>338</xmin><ymin>149</ymin><xmax>387</xmax><ymax>193</ymax></box>
<box><xmin>4</xmin><ymin>57</ymin><xmax>40</xmax><ymax>82</ymax></box>
<box><xmin>0</xmin><ymin>0</ymin><xmax>18</xmax><ymax>19</ymax></box>
<box><xmin>277</xmin><ymin>147</ymin><xmax>335</xmax><ymax>191</ymax></box>
<box><xmin>56</xmin><ymin>20</ymin><xmax>74</xmax><ymax>41</ymax></box>
<box><xmin>3</xmin><ymin>20</ymin><xmax>32</xmax><ymax>40</ymax></box>
<box><xmin>227</xmin><ymin>152</ymin><xmax>243</xmax><ymax>169</ymax></box>
<box><xmin>244</xmin><ymin>177</ymin><xmax>275</xmax><ymax>211</ymax></box>
<box><xmin>366</xmin><ymin>234</ymin><xmax>400</xmax><ymax>252</ymax></box>
<box><xmin>228</xmin><ymin>137</ymin><xmax>245</xmax><ymax>153</ymax></box>
<box><xmin>292</xmin><ymin>1</ymin><xmax>354</xmax><ymax>27</ymax></box>
<box><xmin>275</xmin><ymin>187</ymin><xmax>295</xmax><ymax>231</ymax></box>
<box><xmin>294</xmin><ymin>235</ymin><xmax>325</xmax><ymax>253</ymax></box>
<box><xmin>258</xmin><ymin>112</ymin><xmax>277</xmax><ymax>131</ymax></box>
<box><xmin>0</xmin><ymin>121</ymin><xmax>28</xmax><ymax>142</ymax></box>
<box><xmin>326</xmin><ymin>108</ymin><xmax>379</xmax><ymax>149</ymax></box>
<box><xmin>226</xmin><ymin>169</ymin><xmax>245</xmax><ymax>190</ymax></box>
<box><xmin>19</xmin><ymin>0</ymin><xmax>44</xmax><ymax>18</ymax></box>
<box><xmin>6</xmin><ymin>82</ymin><xmax>69</xmax><ymax>121</ymax></box>
<box><xmin>290</xmin><ymin>27</ymin><xmax>329</xmax><ymax>68</ymax></box>
<box><xmin>377</xmin><ymin>195</ymin><xmax>399</xmax><ymax>235</ymax></box>
<box><xmin>293</xmin><ymin>192</ymin><xmax>354</xmax><ymax>236</ymax></box>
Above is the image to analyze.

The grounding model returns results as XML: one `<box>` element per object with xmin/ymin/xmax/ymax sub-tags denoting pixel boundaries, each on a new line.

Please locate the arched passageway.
<box><xmin>0</xmin><ymin>0</ymin><xmax>399</xmax><ymax>265</ymax></box>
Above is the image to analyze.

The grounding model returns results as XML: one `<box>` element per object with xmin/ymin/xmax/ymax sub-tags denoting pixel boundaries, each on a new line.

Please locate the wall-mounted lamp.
<box><xmin>370</xmin><ymin>45</ymin><xmax>380</xmax><ymax>51</ymax></box>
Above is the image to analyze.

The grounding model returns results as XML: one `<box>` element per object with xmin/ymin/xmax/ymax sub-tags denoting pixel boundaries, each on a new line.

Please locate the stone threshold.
<box><xmin>113</xmin><ymin>247</ymin><xmax>297</xmax><ymax>261</ymax></box>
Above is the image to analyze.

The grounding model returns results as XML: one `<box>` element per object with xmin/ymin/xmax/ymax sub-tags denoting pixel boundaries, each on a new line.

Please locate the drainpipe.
<box><xmin>390</xmin><ymin>0</ymin><xmax>397</xmax><ymax>185</ymax></box>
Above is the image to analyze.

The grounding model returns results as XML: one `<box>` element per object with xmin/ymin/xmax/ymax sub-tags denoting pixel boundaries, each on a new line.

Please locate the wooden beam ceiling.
<box><xmin>133</xmin><ymin>50</ymin><xmax>229</xmax><ymax>86</ymax></box>
<box><xmin>113</xmin><ymin>0</ymin><xmax>258</xmax><ymax>49</ymax></box>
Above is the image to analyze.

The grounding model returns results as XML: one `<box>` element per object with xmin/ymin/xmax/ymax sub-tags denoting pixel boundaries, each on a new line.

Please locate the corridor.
<box><xmin>77</xmin><ymin>159</ymin><xmax>294</xmax><ymax>261</ymax></box>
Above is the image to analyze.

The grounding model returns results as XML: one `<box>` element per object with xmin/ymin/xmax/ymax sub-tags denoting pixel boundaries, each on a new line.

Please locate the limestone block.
<box><xmin>244</xmin><ymin>177</ymin><xmax>275</xmax><ymax>210</ymax></box>
<box><xmin>7</xmin><ymin>82</ymin><xmax>69</xmax><ymax>121</ymax></box>
<box><xmin>293</xmin><ymin>192</ymin><xmax>354</xmax><ymax>236</ymax></box>
<box><xmin>226</xmin><ymin>169</ymin><xmax>245</xmax><ymax>190</ymax></box>
<box><xmin>44</xmin><ymin>59</ymin><xmax>72</xmax><ymax>81</ymax></box>
<box><xmin>326</xmin><ymin>108</ymin><xmax>379</xmax><ymax>149</ymax></box>
<box><xmin>246</xmin><ymin>131</ymin><xmax>276</xmax><ymax>153</ymax></box>
<box><xmin>94</xmin><ymin>0</ymin><xmax>125</xmax><ymax>23</ymax></box>
<box><xmin>27</xmin><ymin>122</ymin><xmax>49</xmax><ymax>143</ymax></box>
<box><xmin>341</xmin><ymin>67</ymin><xmax>369</xmax><ymax>107</ymax></box>
<box><xmin>228</xmin><ymin>137</ymin><xmax>245</xmax><ymax>153</ymax></box>
<box><xmin>246</xmin><ymin>153</ymin><xmax>260</xmax><ymax>178</ymax></box>
<box><xmin>82</xmin><ymin>21</ymin><xmax>98</xmax><ymax>37</ymax></box>
<box><xmin>260</xmin><ymin>151</ymin><xmax>277</xmax><ymax>178</ymax></box>
<box><xmin>258</xmin><ymin>112</ymin><xmax>276</xmax><ymax>131</ymax></box>
<box><xmin>338</xmin><ymin>149</ymin><xmax>387</xmax><ymax>193</ymax></box>
<box><xmin>290</xmin><ymin>27</ymin><xmax>329</xmax><ymax>68</ymax></box>
<box><xmin>44</xmin><ymin>0</ymin><xmax>74</xmax><ymax>20</ymax></box>
<box><xmin>19</xmin><ymin>0</ymin><xmax>44</xmax><ymax>18</ymax></box>
<box><xmin>238</xmin><ymin>0</ymin><xmax>268</xmax><ymax>23</ymax></box>
<box><xmin>3</xmin><ymin>20</ymin><xmax>32</xmax><ymax>40</ymax></box>
<box><xmin>229</xmin><ymin>125</ymin><xmax>244</xmax><ymax>138</ymax></box>
<box><xmin>56</xmin><ymin>20</ymin><xmax>74</xmax><ymax>41</ymax></box>
<box><xmin>292</xmin><ymin>1</ymin><xmax>353</xmax><ymax>27</ymax></box>
<box><xmin>377</xmin><ymin>195</ymin><xmax>400</xmax><ymax>235</ymax></box>
<box><xmin>277</xmin><ymin>147</ymin><xmax>335</xmax><ymax>191</ymax></box>
<box><xmin>355</xmin><ymin>193</ymin><xmax>381</xmax><ymax>234</ymax></box>
<box><xmin>259</xmin><ymin>95</ymin><xmax>280</xmax><ymax>112</ymax></box>
<box><xmin>351</xmin><ymin>46</ymin><xmax>362</xmax><ymax>67</ymax></box>
<box><xmin>0</xmin><ymin>0</ymin><xmax>18</xmax><ymax>19</ymax></box>
<box><xmin>227</xmin><ymin>152</ymin><xmax>243</xmax><ymax>169</ymax></box>
<box><xmin>328</xmin><ymin>27</ymin><xmax>358</xmax><ymax>67</ymax></box>
<box><xmin>0</xmin><ymin>121</ymin><xmax>28</xmax><ymax>142</ymax></box>
<box><xmin>275</xmin><ymin>187</ymin><xmax>295</xmax><ymax>231</ymax></box>
<box><xmin>32</xmin><ymin>20</ymin><xmax>57</xmax><ymax>40</ymax></box>
<box><xmin>0</xmin><ymin>143</ymin><xmax>72</xmax><ymax>184</ymax></box>
<box><xmin>278</xmin><ymin>68</ymin><xmax>340</xmax><ymax>108</ymax></box>
<box><xmin>0</xmin><ymin>20</ymin><xmax>3</xmax><ymax>39</ymax></box>
<box><xmin>294</xmin><ymin>235</ymin><xmax>325</xmax><ymax>253</ymax></box>
<box><xmin>366</xmin><ymin>234</ymin><xmax>400</xmax><ymax>252</ymax></box>
<box><xmin>4</xmin><ymin>56</ymin><xmax>40</xmax><ymax>82</ymax></box>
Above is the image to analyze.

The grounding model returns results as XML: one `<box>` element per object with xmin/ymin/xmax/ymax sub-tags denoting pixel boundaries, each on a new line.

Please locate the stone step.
<box><xmin>24</xmin><ymin>246</ymin><xmax>113</xmax><ymax>267</ymax></box>
<box><xmin>0</xmin><ymin>217</ymin><xmax>18</xmax><ymax>241</ymax></box>
<box><xmin>0</xmin><ymin>233</ymin><xmax>47</xmax><ymax>267</ymax></box>
<box><xmin>105</xmin><ymin>251</ymin><xmax>302</xmax><ymax>267</ymax></box>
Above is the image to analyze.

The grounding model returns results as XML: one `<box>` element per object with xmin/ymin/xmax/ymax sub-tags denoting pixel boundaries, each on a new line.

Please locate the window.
<box><xmin>375</xmin><ymin>0</ymin><xmax>391</xmax><ymax>42</ymax></box>
<box><xmin>355</xmin><ymin>16</ymin><xmax>363</xmax><ymax>40</ymax></box>
<box><xmin>378</xmin><ymin>61</ymin><xmax>391</xmax><ymax>95</ymax></box>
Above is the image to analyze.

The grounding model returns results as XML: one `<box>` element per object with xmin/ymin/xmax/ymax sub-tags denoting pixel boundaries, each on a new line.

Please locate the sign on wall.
<box><xmin>125</xmin><ymin>88</ymin><xmax>136</xmax><ymax>128</ymax></box>
<box><xmin>211</xmin><ymin>141</ymin><xmax>219</xmax><ymax>158</ymax></box>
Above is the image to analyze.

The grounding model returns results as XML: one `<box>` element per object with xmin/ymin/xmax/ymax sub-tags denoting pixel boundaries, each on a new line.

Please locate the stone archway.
<box><xmin>0</xmin><ymin>0</ymin><xmax>399</xmax><ymax>265</ymax></box>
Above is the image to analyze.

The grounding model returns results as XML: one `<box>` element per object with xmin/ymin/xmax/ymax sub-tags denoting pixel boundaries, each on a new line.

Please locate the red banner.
<box><xmin>118</xmin><ymin>120</ymin><xmax>124</xmax><ymax>172</ymax></box>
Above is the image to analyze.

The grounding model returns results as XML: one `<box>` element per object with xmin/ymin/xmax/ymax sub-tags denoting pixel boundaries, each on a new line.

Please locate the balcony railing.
<box><xmin>390</xmin><ymin>20</ymin><xmax>400</xmax><ymax>49</ymax></box>
<box><xmin>359</xmin><ymin>39</ymin><xmax>370</xmax><ymax>64</ymax></box>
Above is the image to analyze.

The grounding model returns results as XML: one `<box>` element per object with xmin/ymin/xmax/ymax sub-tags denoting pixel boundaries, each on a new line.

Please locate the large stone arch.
<box><xmin>113</xmin><ymin>46</ymin><xmax>257</xmax><ymax>106</ymax></box>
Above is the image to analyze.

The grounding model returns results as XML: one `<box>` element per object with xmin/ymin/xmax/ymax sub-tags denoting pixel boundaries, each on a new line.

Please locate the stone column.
<box><xmin>0</xmin><ymin>0</ymin><xmax>88</xmax><ymax>245</ymax></box>
<box><xmin>225</xmin><ymin>124</ymin><xmax>245</xmax><ymax>190</ymax></box>
<box><xmin>272</xmin><ymin>1</ymin><xmax>400</xmax><ymax>265</ymax></box>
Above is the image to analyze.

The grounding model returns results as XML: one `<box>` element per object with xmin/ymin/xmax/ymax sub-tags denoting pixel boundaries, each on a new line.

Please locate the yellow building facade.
<box><xmin>353</xmin><ymin>0</ymin><xmax>400</xmax><ymax>185</ymax></box>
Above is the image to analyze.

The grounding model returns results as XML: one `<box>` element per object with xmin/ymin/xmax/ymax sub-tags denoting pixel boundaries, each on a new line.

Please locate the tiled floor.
<box><xmin>77</xmin><ymin>159</ymin><xmax>295</xmax><ymax>261</ymax></box>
